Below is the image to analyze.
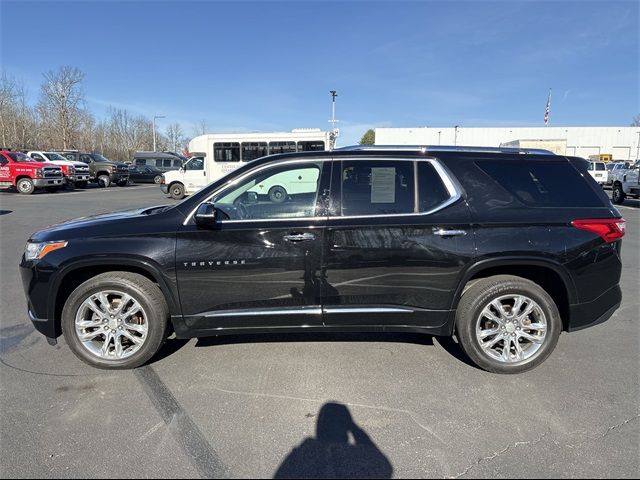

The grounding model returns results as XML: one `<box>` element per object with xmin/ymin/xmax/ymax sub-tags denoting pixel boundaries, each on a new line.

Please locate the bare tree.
<box><xmin>192</xmin><ymin>119</ymin><xmax>208</xmax><ymax>137</ymax></box>
<box><xmin>37</xmin><ymin>66</ymin><xmax>86</xmax><ymax>149</ymax></box>
<box><xmin>166</xmin><ymin>123</ymin><xmax>184</xmax><ymax>152</ymax></box>
<box><xmin>632</xmin><ymin>114</ymin><xmax>640</xmax><ymax>127</ymax></box>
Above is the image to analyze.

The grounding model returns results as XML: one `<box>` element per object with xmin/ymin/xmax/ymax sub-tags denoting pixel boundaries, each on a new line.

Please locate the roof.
<box><xmin>335</xmin><ymin>145</ymin><xmax>556</xmax><ymax>155</ymax></box>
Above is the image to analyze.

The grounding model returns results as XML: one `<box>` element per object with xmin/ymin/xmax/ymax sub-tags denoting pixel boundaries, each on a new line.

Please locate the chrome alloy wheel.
<box><xmin>475</xmin><ymin>294</ymin><xmax>547</xmax><ymax>363</ymax></box>
<box><xmin>74</xmin><ymin>290</ymin><xmax>148</xmax><ymax>360</ymax></box>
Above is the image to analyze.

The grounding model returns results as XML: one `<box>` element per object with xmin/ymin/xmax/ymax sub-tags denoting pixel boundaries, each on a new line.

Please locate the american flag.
<box><xmin>544</xmin><ymin>89</ymin><xmax>551</xmax><ymax>125</ymax></box>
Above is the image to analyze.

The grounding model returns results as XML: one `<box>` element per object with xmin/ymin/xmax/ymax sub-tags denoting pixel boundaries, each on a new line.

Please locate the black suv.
<box><xmin>20</xmin><ymin>146</ymin><xmax>624</xmax><ymax>373</ymax></box>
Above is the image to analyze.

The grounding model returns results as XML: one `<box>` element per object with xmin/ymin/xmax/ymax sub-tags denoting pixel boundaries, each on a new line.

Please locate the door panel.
<box><xmin>175</xmin><ymin>159</ymin><xmax>331</xmax><ymax>334</ymax></box>
<box><xmin>322</xmin><ymin>159</ymin><xmax>474</xmax><ymax>328</ymax></box>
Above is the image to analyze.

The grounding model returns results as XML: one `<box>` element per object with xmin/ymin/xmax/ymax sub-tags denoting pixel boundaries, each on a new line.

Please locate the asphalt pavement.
<box><xmin>0</xmin><ymin>183</ymin><xmax>638</xmax><ymax>478</ymax></box>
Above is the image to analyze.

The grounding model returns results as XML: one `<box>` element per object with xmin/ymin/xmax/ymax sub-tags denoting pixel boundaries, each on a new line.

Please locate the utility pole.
<box><xmin>153</xmin><ymin>115</ymin><xmax>165</xmax><ymax>152</ymax></box>
<box><xmin>328</xmin><ymin>90</ymin><xmax>339</xmax><ymax>150</ymax></box>
<box><xmin>454</xmin><ymin>125</ymin><xmax>459</xmax><ymax>146</ymax></box>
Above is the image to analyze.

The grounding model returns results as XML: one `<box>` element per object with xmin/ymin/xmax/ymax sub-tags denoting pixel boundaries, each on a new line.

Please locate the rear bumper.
<box><xmin>568</xmin><ymin>284</ymin><xmax>622</xmax><ymax>332</ymax></box>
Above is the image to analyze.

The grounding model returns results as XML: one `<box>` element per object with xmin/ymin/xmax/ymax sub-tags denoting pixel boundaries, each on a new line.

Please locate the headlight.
<box><xmin>25</xmin><ymin>241</ymin><xmax>68</xmax><ymax>261</ymax></box>
<box><xmin>35</xmin><ymin>169</ymin><xmax>43</xmax><ymax>178</ymax></box>
<box><xmin>69</xmin><ymin>166</ymin><xmax>75</xmax><ymax>174</ymax></box>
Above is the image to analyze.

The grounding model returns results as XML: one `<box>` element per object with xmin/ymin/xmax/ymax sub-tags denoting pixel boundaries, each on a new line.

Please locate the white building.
<box><xmin>375</xmin><ymin>126</ymin><xmax>640</xmax><ymax>160</ymax></box>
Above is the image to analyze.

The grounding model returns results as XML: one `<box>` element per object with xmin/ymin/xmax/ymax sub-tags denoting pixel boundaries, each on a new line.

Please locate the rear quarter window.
<box><xmin>476</xmin><ymin>160</ymin><xmax>604</xmax><ymax>207</ymax></box>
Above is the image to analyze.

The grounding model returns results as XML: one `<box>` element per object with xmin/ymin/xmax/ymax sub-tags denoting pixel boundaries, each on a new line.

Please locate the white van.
<box><xmin>162</xmin><ymin>129</ymin><xmax>330</xmax><ymax>199</ymax></box>
<box><xmin>587</xmin><ymin>161</ymin><xmax>607</xmax><ymax>186</ymax></box>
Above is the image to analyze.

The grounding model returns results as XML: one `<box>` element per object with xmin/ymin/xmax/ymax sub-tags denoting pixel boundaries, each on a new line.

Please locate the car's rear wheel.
<box><xmin>269</xmin><ymin>185</ymin><xmax>287</xmax><ymax>203</ymax></box>
<box><xmin>116</xmin><ymin>179</ymin><xmax>128</xmax><ymax>187</ymax></box>
<box><xmin>62</xmin><ymin>272</ymin><xmax>168</xmax><ymax>369</ymax></box>
<box><xmin>153</xmin><ymin>175</ymin><xmax>162</xmax><ymax>184</ymax></box>
<box><xmin>170</xmin><ymin>182</ymin><xmax>185</xmax><ymax>200</ymax></box>
<box><xmin>455</xmin><ymin>275</ymin><xmax>561</xmax><ymax>374</ymax></box>
<box><xmin>17</xmin><ymin>178</ymin><xmax>35</xmax><ymax>195</ymax></box>
<box><xmin>612</xmin><ymin>184</ymin><xmax>625</xmax><ymax>204</ymax></box>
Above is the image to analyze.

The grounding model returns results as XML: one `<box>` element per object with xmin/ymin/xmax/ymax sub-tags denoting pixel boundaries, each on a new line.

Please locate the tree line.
<box><xmin>0</xmin><ymin>66</ymin><xmax>205</xmax><ymax>161</ymax></box>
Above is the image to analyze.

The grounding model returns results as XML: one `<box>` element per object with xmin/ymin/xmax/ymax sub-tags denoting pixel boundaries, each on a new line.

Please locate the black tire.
<box><xmin>153</xmin><ymin>175</ymin><xmax>162</xmax><ymax>184</ymax></box>
<box><xmin>170</xmin><ymin>182</ymin><xmax>185</xmax><ymax>200</ymax></box>
<box><xmin>16</xmin><ymin>178</ymin><xmax>35</xmax><ymax>195</ymax></box>
<box><xmin>612</xmin><ymin>184</ymin><xmax>625</xmax><ymax>205</ymax></box>
<box><xmin>61</xmin><ymin>272</ymin><xmax>168</xmax><ymax>369</ymax></box>
<box><xmin>98</xmin><ymin>174</ymin><xmax>111</xmax><ymax>188</ymax></box>
<box><xmin>455</xmin><ymin>275</ymin><xmax>561</xmax><ymax>374</ymax></box>
<box><xmin>76</xmin><ymin>181</ymin><xmax>88</xmax><ymax>189</ymax></box>
<box><xmin>45</xmin><ymin>186</ymin><xmax>60</xmax><ymax>193</ymax></box>
<box><xmin>269</xmin><ymin>185</ymin><xmax>287</xmax><ymax>203</ymax></box>
<box><xmin>116</xmin><ymin>179</ymin><xmax>128</xmax><ymax>187</ymax></box>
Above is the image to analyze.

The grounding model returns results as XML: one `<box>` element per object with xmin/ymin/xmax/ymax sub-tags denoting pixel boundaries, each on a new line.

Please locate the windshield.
<box><xmin>45</xmin><ymin>152</ymin><xmax>67</xmax><ymax>161</ymax></box>
<box><xmin>8</xmin><ymin>152</ymin><xmax>36</xmax><ymax>162</ymax></box>
<box><xmin>92</xmin><ymin>154</ymin><xmax>110</xmax><ymax>162</ymax></box>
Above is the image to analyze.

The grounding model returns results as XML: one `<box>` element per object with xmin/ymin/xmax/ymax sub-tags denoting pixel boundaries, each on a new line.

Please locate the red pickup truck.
<box><xmin>0</xmin><ymin>151</ymin><xmax>64</xmax><ymax>194</ymax></box>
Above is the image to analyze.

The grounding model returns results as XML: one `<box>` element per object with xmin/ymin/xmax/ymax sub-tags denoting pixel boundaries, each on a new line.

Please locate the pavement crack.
<box><xmin>601</xmin><ymin>414</ymin><xmax>640</xmax><ymax>438</ymax></box>
<box><xmin>450</xmin><ymin>430</ymin><xmax>550</xmax><ymax>478</ymax></box>
<box><xmin>206</xmin><ymin>382</ymin><xmax>447</xmax><ymax>445</ymax></box>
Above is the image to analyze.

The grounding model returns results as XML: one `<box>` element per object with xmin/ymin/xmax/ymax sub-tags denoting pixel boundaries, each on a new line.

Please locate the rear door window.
<box><xmin>340</xmin><ymin>160</ymin><xmax>415</xmax><ymax>216</ymax></box>
<box><xmin>477</xmin><ymin>160</ymin><xmax>604</xmax><ymax>207</ymax></box>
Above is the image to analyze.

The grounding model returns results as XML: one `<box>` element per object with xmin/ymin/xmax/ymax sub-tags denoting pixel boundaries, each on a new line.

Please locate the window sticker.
<box><xmin>371</xmin><ymin>167</ymin><xmax>396</xmax><ymax>203</ymax></box>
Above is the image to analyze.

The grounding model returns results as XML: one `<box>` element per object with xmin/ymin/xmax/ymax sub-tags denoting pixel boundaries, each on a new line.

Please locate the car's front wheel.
<box><xmin>16</xmin><ymin>178</ymin><xmax>35</xmax><ymax>195</ymax></box>
<box><xmin>61</xmin><ymin>272</ymin><xmax>168</xmax><ymax>369</ymax></box>
<box><xmin>455</xmin><ymin>275</ymin><xmax>561</xmax><ymax>374</ymax></box>
<box><xmin>170</xmin><ymin>182</ymin><xmax>185</xmax><ymax>200</ymax></box>
<box><xmin>98</xmin><ymin>174</ymin><xmax>111</xmax><ymax>188</ymax></box>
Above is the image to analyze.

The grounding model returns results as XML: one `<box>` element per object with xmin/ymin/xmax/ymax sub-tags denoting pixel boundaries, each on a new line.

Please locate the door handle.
<box><xmin>433</xmin><ymin>228</ymin><xmax>467</xmax><ymax>237</ymax></box>
<box><xmin>283</xmin><ymin>233</ymin><xmax>316</xmax><ymax>242</ymax></box>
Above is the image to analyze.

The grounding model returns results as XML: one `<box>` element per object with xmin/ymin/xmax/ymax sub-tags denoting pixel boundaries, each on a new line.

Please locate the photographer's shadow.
<box><xmin>274</xmin><ymin>402</ymin><xmax>393</xmax><ymax>479</ymax></box>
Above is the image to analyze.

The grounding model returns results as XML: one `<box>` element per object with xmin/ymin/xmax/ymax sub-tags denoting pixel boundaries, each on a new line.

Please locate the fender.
<box><xmin>46</xmin><ymin>255</ymin><xmax>180</xmax><ymax>324</ymax></box>
<box><xmin>450</xmin><ymin>256</ymin><xmax>578</xmax><ymax>310</ymax></box>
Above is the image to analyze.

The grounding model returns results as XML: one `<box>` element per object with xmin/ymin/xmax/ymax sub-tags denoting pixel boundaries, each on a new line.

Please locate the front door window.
<box><xmin>211</xmin><ymin>161</ymin><xmax>324</xmax><ymax>220</ymax></box>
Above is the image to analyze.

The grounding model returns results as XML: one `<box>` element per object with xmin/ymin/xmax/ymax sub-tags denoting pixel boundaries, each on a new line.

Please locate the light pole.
<box><xmin>153</xmin><ymin>115</ymin><xmax>165</xmax><ymax>152</ymax></box>
<box><xmin>438</xmin><ymin>131</ymin><xmax>442</xmax><ymax>145</ymax></box>
<box><xmin>454</xmin><ymin>125</ymin><xmax>459</xmax><ymax>146</ymax></box>
<box><xmin>328</xmin><ymin>90</ymin><xmax>339</xmax><ymax>150</ymax></box>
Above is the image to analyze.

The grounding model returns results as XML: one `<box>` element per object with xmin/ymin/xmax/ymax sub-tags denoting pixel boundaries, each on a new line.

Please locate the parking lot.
<box><xmin>0</xmin><ymin>184</ymin><xmax>638</xmax><ymax>478</ymax></box>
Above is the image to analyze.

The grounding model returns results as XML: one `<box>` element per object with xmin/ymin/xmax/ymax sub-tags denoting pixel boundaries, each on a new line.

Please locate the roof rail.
<box><xmin>335</xmin><ymin>145</ymin><xmax>556</xmax><ymax>155</ymax></box>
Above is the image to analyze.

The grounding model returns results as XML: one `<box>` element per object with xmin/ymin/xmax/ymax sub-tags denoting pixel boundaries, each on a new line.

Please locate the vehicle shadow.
<box><xmin>193</xmin><ymin>331</ymin><xmax>480</xmax><ymax>370</ymax></box>
<box><xmin>273</xmin><ymin>401</ymin><xmax>393</xmax><ymax>479</ymax></box>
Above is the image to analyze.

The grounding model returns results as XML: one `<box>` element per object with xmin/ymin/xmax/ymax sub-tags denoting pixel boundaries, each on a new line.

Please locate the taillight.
<box><xmin>571</xmin><ymin>218</ymin><xmax>625</xmax><ymax>242</ymax></box>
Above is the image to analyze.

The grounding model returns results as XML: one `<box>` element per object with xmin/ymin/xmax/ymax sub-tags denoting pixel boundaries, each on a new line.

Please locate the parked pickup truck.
<box><xmin>0</xmin><ymin>151</ymin><xmax>63</xmax><ymax>194</ymax></box>
<box><xmin>611</xmin><ymin>160</ymin><xmax>640</xmax><ymax>204</ymax></box>
<box><xmin>59</xmin><ymin>151</ymin><xmax>129</xmax><ymax>188</ymax></box>
<box><xmin>27</xmin><ymin>151</ymin><xmax>90</xmax><ymax>189</ymax></box>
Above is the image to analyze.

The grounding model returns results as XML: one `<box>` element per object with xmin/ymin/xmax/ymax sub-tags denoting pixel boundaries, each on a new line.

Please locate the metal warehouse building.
<box><xmin>375</xmin><ymin>126</ymin><xmax>640</xmax><ymax>160</ymax></box>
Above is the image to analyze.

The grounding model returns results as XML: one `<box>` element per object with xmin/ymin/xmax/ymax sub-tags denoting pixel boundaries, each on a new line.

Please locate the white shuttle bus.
<box><xmin>163</xmin><ymin>128</ymin><xmax>331</xmax><ymax>199</ymax></box>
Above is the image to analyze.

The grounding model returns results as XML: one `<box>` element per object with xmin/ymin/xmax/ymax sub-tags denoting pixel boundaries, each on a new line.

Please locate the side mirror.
<box><xmin>246</xmin><ymin>191</ymin><xmax>258</xmax><ymax>204</ymax></box>
<box><xmin>194</xmin><ymin>202</ymin><xmax>217</xmax><ymax>227</ymax></box>
<box><xmin>179</xmin><ymin>167</ymin><xmax>184</xmax><ymax>173</ymax></box>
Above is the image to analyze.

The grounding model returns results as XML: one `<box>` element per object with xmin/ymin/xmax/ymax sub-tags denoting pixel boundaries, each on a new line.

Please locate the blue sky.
<box><xmin>1</xmin><ymin>0</ymin><xmax>638</xmax><ymax>145</ymax></box>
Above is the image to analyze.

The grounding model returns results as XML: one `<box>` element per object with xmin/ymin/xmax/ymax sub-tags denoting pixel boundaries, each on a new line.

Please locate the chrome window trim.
<box><xmin>183</xmin><ymin>156</ymin><xmax>463</xmax><ymax>225</ymax></box>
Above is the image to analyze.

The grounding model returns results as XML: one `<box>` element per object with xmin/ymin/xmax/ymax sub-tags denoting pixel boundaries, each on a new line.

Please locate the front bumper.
<box><xmin>109</xmin><ymin>173</ymin><xmax>129</xmax><ymax>182</ymax></box>
<box><xmin>568</xmin><ymin>284</ymin><xmax>622</xmax><ymax>331</ymax></box>
<box><xmin>33</xmin><ymin>178</ymin><xmax>63</xmax><ymax>187</ymax></box>
<box><xmin>160</xmin><ymin>183</ymin><xmax>169</xmax><ymax>194</ymax></box>
<box><xmin>20</xmin><ymin>258</ymin><xmax>59</xmax><ymax>340</ymax></box>
<box><xmin>70</xmin><ymin>174</ymin><xmax>90</xmax><ymax>182</ymax></box>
